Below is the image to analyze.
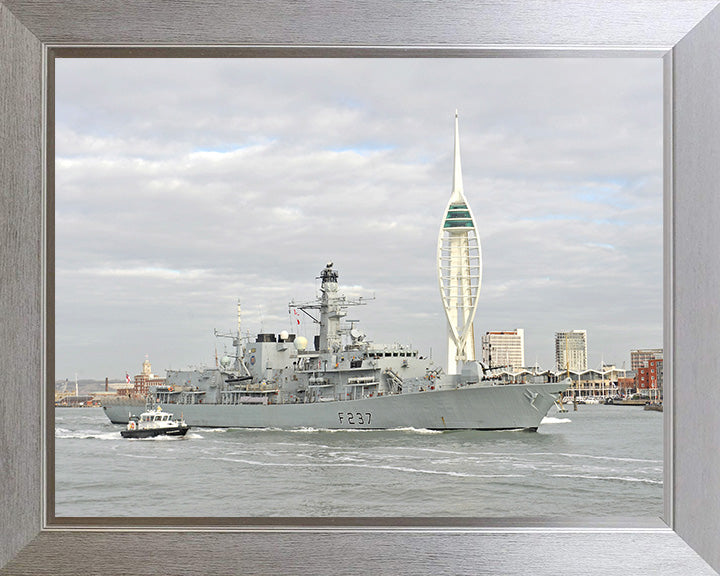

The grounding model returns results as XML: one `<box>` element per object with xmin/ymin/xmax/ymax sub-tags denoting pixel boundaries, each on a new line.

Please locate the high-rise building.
<box><xmin>555</xmin><ymin>330</ymin><xmax>588</xmax><ymax>371</ymax></box>
<box><xmin>437</xmin><ymin>112</ymin><xmax>482</xmax><ymax>375</ymax></box>
<box><xmin>482</xmin><ymin>329</ymin><xmax>525</xmax><ymax>369</ymax></box>
<box><xmin>630</xmin><ymin>348</ymin><xmax>663</xmax><ymax>372</ymax></box>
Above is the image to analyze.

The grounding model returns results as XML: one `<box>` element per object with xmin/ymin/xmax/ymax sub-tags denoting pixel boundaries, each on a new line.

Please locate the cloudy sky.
<box><xmin>55</xmin><ymin>58</ymin><xmax>663</xmax><ymax>381</ymax></box>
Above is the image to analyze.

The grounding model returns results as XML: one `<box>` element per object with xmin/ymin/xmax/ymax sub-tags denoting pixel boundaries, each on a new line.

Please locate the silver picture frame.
<box><xmin>2</xmin><ymin>1</ymin><xmax>720</xmax><ymax>574</ymax></box>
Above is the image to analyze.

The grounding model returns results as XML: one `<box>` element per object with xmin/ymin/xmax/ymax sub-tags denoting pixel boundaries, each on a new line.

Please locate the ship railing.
<box><xmin>221</xmin><ymin>394</ymin><xmax>268</xmax><ymax>405</ymax></box>
<box><xmin>345</xmin><ymin>381</ymin><xmax>380</xmax><ymax>387</ymax></box>
<box><xmin>347</xmin><ymin>376</ymin><xmax>376</xmax><ymax>384</ymax></box>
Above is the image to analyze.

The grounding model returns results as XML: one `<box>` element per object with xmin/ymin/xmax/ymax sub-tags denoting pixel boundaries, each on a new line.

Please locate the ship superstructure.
<box><xmin>159</xmin><ymin>262</ymin><xmax>440</xmax><ymax>408</ymax></box>
<box><xmin>103</xmin><ymin>263</ymin><xmax>567</xmax><ymax>431</ymax></box>
<box><xmin>437</xmin><ymin>112</ymin><xmax>482</xmax><ymax>374</ymax></box>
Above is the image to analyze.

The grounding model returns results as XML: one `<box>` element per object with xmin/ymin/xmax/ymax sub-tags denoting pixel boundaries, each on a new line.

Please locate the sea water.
<box><xmin>54</xmin><ymin>405</ymin><xmax>662</xmax><ymax>518</ymax></box>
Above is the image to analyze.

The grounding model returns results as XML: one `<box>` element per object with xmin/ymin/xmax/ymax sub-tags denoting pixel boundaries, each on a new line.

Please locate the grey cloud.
<box><xmin>55</xmin><ymin>58</ymin><xmax>662</xmax><ymax>378</ymax></box>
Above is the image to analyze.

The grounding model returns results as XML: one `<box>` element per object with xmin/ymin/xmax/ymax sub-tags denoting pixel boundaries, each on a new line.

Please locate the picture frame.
<box><xmin>2</xmin><ymin>1</ymin><xmax>720</xmax><ymax>574</ymax></box>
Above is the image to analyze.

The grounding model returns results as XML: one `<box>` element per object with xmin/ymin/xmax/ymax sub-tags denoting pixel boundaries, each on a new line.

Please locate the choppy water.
<box><xmin>55</xmin><ymin>405</ymin><xmax>663</xmax><ymax>518</ymax></box>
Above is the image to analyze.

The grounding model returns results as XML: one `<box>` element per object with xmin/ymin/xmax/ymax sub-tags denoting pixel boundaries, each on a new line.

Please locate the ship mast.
<box><xmin>318</xmin><ymin>262</ymin><xmax>344</xmax><ymax>353</ymax></box>
<box><xmin>235</xmin><ymin>300</ymin><xmax>247</xmax><ymax>373</ymax></box>
<box><xmin>213</xmin><ymin>300</ymin><xmax>251</xmax><ymax>376</ymax></box>
<box><xmin>289</xmin><ymin>263</ymin><xmax>367</xmax><ymax>354</ymax></box>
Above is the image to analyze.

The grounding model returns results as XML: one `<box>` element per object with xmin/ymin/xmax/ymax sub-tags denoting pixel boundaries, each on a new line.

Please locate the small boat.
<box><xmin>644</xmin><ymin>402</ymin><xmax>663</xmax><ymax>412</ymax></box>
<box><xmin>120</xmin><ymin>406</ymin><xmax>190</xmax><ymax>438</ymax></box>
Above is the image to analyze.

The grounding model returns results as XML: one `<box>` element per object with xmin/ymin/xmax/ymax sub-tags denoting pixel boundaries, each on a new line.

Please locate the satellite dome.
<box><xmin>279</xmin><ymin>330</ymin><xmax>289</xmax><ymax>341</ymax></box>
<box><xmin>294</xmin><ymin>336</ymin><xmax>308</xmax><ymax>351</ymax></box>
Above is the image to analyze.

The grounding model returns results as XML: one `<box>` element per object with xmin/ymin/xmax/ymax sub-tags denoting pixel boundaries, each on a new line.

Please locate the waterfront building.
<box><xmin>617</xmin><ymin>374</ymin><xmax>637</xmax><ymax>395</ymax></box>
<box><xmin>555</xmin><ymin>330</ymin><xmax>588</xmax><ymax>372</ymax></box>
<box><xmin>481</xmin><ymin>329</ymin><xmax>525</xmax><ymax>369</ymax></box>
<box><xmin>650</xmin><ymin>358</ymin><xmax>663</xmax><ymax>392</ymax></box>
<box><xmin>122</xmin><ymin>356</ymin><xmax>165</xmax><ymax>397</ymax></box>
<box><xmin>54</xmin><ymin>394</ymin><xmax>96</xmax><ymax>407</ymax></box>
<box><xmin>555</xmin><ymin>365</ymin><xmax>627</xmax><ymax>399</ymax></box>
<box><xmin>437</xmin><ymin>112</ymin><xmax>481</xmax><ymax>374</ymax></box>
<box><xmin>637</xmin><ymin>358</ymin><xmax>663</xmax><ymax>398</ymax></box>
<box><xmin>630</xmin><ymin>348</ymin><xmax>663</xmax><ymax>371</ymax></box>
<box><xmin>483</xmin><ymin>367</ymin><xmax>560</xmax><ymax>385</ymax></box>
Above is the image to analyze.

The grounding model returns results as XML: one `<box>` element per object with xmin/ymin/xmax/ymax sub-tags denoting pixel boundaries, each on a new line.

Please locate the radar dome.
<box><xmin>279</xmin><ymin>330</ymin><xmax>289</xmax><ymax>341</ymax></box>
<box><xmin>220</xmin><ymin>355</ymin><xmax>233</xmax><ymax>368</ymax></box>
<box><xmin>294</xmin><ymin>336</ymin><xmax>308</xmax><ymax>351</ymax></box>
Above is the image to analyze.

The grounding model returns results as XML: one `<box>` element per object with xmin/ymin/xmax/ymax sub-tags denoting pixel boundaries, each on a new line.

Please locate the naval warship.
<box><xmin>103</xmin><ymin>262</ymin><xmax>568</xmax><ymax>430</ymax></box>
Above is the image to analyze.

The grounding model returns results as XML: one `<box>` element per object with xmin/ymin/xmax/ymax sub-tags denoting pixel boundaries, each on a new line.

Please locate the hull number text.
<box><xmin>338</xmin><ymin>412</ymin><xmax>372</xmax><ymax>426</ymax></box>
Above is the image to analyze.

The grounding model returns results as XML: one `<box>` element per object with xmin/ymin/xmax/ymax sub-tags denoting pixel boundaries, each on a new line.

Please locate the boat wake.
<box><xmin>55</xmin><ymin>427</ymin><xmax>120</xmax><ymax>440</ymax></box>
<box><xmin>541</xmin><ymin>416</ymin><xmax>572</xmax><ymax>424</ymax></box>
<box><xmin>210</xmin><ymin>455</ymin><xmax>526</xmax><ymax>479</ymax></box>
<box><xmin>551</xmin><ymin>473</ymin><xmax>663</xmax><ymax>485</ymax></box>
<box><xmin>533</xmin><ymin>451</ymin><xmax>661</xmax><ymax>464</ymax></box>
<box><xmin>278</xmin><ymin>427</ymin><xmax>443</xmax><ymax>434</ymax></box>
<box><xmin>389</xmin><ymin>427</ymin><xmax>445</xmax><ymax>435</ymax></box>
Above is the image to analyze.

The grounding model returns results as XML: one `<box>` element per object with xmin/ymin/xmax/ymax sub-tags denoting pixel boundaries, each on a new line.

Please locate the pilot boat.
<box><xmin>120</xmin><ymin>406</ymin><xmax>190</xmax><ymax>438</ymax></box>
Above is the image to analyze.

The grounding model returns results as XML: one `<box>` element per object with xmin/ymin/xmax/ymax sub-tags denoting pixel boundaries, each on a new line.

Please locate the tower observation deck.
<box><xmin>437</xmin><ymin>112</ymin><xmax>482</xmax><ymax>374</ymax></box>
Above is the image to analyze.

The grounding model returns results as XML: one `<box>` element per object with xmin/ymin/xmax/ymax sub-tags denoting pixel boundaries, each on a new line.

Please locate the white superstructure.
<box><xmin>437</xmin><ymin>112</ymin><xmax>482</xmax><ymax>374</ymax></box>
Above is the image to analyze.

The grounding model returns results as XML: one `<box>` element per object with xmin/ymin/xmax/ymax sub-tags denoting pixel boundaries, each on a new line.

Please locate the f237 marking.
<box><xmin>338</xmin><ymin>412</ymin><xmax>372</xmax><ymax>426</ymax></box>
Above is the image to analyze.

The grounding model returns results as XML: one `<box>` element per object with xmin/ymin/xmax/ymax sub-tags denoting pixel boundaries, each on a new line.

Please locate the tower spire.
<box><xmin>451</xmin><ymin>110</ymin><xmax>464</xmax><ymax>203</ymax></box>
<box><xmin>437</xmin><ymin>111</ymin><xmax>482</xmax><ymax>374</ymax></box>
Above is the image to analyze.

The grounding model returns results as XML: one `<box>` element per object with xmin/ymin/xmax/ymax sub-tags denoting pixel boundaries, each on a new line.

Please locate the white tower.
<box><xmin>437</xmin><ymin>112</ymin><xmax>482</xmax><ymax>374</ymax></box>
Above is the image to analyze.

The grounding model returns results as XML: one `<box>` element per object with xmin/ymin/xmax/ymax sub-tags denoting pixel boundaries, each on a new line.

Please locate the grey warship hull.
<box><xmin>104</xmin><ymin>380</ymin><xmax>565</xmax><ymax>430</ymax></box>
<box><xmin>103</xmin><ymin>263</ymin><xmax>568</xmax><ymax>431</ymax></box>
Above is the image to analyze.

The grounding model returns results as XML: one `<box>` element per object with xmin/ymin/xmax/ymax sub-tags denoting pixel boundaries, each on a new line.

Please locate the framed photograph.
<box><xmin>52</xmin><ymin>56</ymin><xmax>666</xmax><ymax>522</ymax></box>
<box><xmin>2</xmin><ymin>1</ymin><xmax>720</xmax><ymax>574</ymax></box>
